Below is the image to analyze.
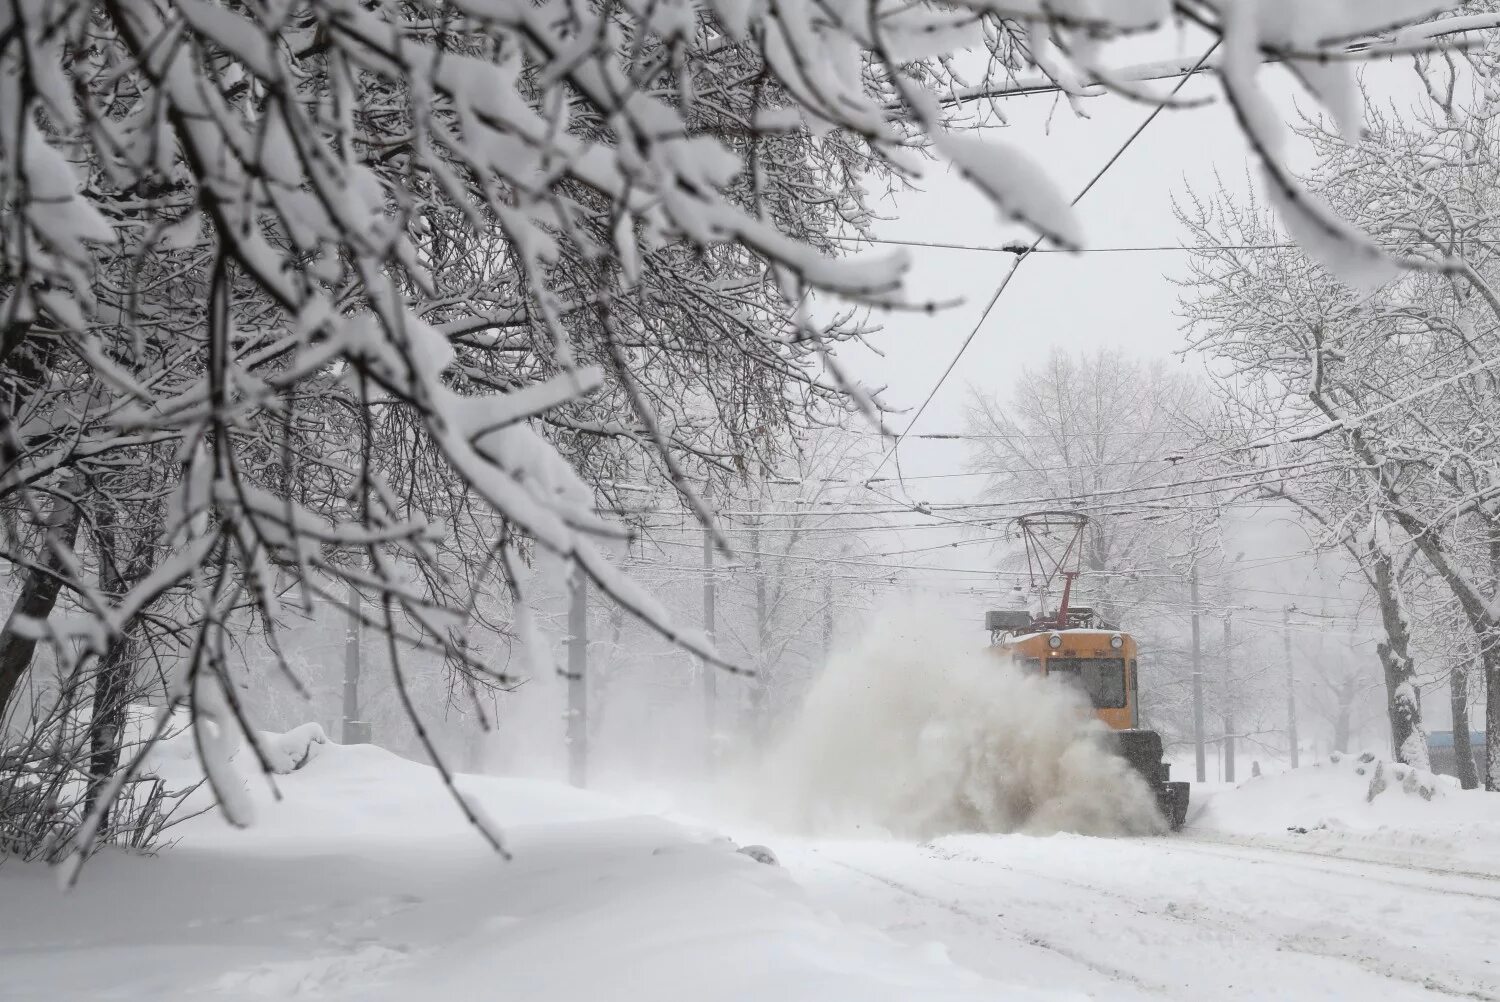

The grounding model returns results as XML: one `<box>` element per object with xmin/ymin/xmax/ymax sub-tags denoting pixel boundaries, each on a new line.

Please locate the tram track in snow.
<box><xmin>790</xmin><ymin>835</ymin><xmax>1500</xmax><ymax>1002</ymax></box>
<box><xmin>825</xmin><ymin>854</ymin><xmax>1183</xmax><ymax>1000</ymax></box>
<box><xmin>926</xmin><ymin>838</ymin><xmax>1500</xmax><ymax>1001</ymax></box>
<box><xmin>1169</xmin><ymin>830</ymin><xmax>1500</xmax><ymax>899</ymax></box>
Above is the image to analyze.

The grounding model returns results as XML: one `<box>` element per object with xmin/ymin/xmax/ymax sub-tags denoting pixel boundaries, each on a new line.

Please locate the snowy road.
<box><xmin>776</xmin><ymin>829</ymin><xmax>1500</xmax><ymax>1001</ymax></box>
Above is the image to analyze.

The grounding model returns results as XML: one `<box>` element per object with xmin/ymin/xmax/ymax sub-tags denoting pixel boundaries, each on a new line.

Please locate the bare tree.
<box><xmin>963</xmin><ymin>348</ymin><xmax>1209</xmax><ymax>627</ymax></box>
<box><xmin>1177</xmin><ymin>46</ymin><xmax>1500</xmax><ymax>785</ymax></box>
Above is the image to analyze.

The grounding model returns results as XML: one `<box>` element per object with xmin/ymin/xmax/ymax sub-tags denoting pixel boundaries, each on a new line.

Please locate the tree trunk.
<box><xmin>83</xmin><ymin>498</ymin><xmax>159</xmax><ymax>827</ymax></box>
<box><xmin>1332</xmin><ymin>697</ymin><xmax>1352</xmax><ymax>755</ymax></box>
<box><xmin>1451</xmin><ymin>664</ymin><xmax>1480</xmax><ymax>791</ymax></box>
<box><xmin>751</xmin><ymin>521</ymin><xmax>769</xmax><ymax>746</ymax></box>
<box><xmin>1483</xmin><ymin>534</ymin><xmax>1500</xmax><ymax>792</ymax></box>
<box><xmin>1369</xmin><ymin>543</ymin><xmax>1428</xmax><ymax>768</ymax></box>
<box><xmin>0</xmin><ymin>489</ymin><xmax>84</xmax><ymax>723</ymax></box>
<box><xmin>1482</xmin><ymin>644</ymin><xmax>1500</xmax><ymax>792</ymax></box>
<box><xmin>1378</xmin><ymin>642</ymin><xmax>1429</xmax><ymax>770</ymax></box>
<box><xmin>85</xmin><ymin>630</ymin><xmax>141</xmax><ymax>827</ymax></box>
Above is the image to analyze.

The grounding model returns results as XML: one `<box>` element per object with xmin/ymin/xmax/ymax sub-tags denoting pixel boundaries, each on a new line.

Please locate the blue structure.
<box><xmin>1428</xmin><ymin>730</ymin><xmax>1489</xmax><ymax>780</ymax></box>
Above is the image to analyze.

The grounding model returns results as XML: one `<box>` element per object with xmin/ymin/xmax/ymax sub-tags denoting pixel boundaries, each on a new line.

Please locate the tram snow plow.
<box><xmin>987</xmin><ymin>513</ymin><xmax>1190</xmax><ymax>830</ymax></box>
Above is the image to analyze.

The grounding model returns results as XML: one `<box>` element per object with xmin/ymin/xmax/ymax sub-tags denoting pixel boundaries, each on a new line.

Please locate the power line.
<box><xmin>893</xmin><ymin>430</ymin><xmax>1207</xmax><ymax>440</ymax></box>
<box><xmin>630</xmin><ymin>501</ymin><xmax>1306</xmax><ymax>537</ymax></box>
<box><xmin>853</xmin><ymin>460</ymin><xmax>1346</xmax><ymax>522</ymax></box>
<box><xmin>626</xmin><ymin>554</ymin><xmax>1367</xmax><ymax>613</ymax></box>
<box><xmin>624</xmin><ymin>454</ymin><xmax>1344</xmax><ymax>518</ymax></box>
<box><xmin>832</xmin><ymin>236</ymin><xmax>1276</xmax><ymax>255</ymax></box>
<box><xmin>827</xmin><ymin>234</ymin><xmax>1500</xmax><ymax>257</ymax></box>
<box><xmin>635</xmin><ymin>537</ymin><xmax>1352</xmax><ymax>593</ymax></box>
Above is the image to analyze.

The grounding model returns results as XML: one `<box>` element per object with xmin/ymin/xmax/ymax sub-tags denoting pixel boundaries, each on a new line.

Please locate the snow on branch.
<box><xmin>0</xmin><ymin>0</ymin><xmax>1467</xmax><ymax>848</ymax></box>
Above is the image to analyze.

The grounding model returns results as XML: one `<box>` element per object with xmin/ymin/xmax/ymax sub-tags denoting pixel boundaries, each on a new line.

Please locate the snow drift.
<box><xmin>5</xmin><ymin>729</ymin><xmax>1061</xmax><ymax>1002</ymax></box>
<box><xmin>1185</xmin><ymin>749</ymin><xmax>1500</xmax><ymax>876</ymax></box>
<box><xmin>741</xmin><ymin>605</ymin><xmax>1163</xmax><ymax>839</ymax></box>
<box><xmin>1193</xmin><ymin>749</ymin><xmax>1482</xmax><ymax>837</ymax></box>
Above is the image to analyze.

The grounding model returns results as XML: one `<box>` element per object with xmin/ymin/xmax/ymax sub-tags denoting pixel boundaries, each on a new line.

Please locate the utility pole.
<box><xmin>1284</xmin><ymin>604</ymin><xmax>1299</xmax><ymax>769</ymax></box>
<box><xmin>1223</xmin><ymin>612</ymin><xmax>1235</xmax><ymax>784</ymax></box>
<box><xmin>341</xmin><ymin>581</ymin><xmax>370</xmax><ymax>744</ymax></box>
<box><xmin>753</xmin><ymin>519</ymin><xmax>769</xmax><ymax>745</ymax></box>
<box><xmin>1191</xmin><ymin>564</ymin><xmax>1205</xmax><ymax>783</ymax></box>
<box><xmin>822</xmin><ymin>572</ymin><xmax>834</xmax><ymax>657</ymax></box>
<box><xmin>702</xmin><ymin>523</ymin><xmax>716</xmax><ymax>770</ymax></box>
<box><xmin>567</xmin><ymin>567</ymin><xmax>588</xmax><ymax>788</ymax></box>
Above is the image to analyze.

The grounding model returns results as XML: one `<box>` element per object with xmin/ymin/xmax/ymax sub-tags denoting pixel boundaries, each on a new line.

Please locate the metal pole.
<box><xmin>1223</xmin><ymin>613</ymin><xmax>1235</xmax><ymax>784</ymax></box>
<box><xmin>1284</xmin><ymin>604</ymin><xmax>1299</xmax><ymax>769</ymax></box>
<box><xmin>702</xmin><ymin>523</ymin><xmax>716</xmax><ymax>770</ymax></box>
<box><xmin>567</xmin><ymin>567</ymin><xmax>588</xmax><ymax>788</ymax></box>
<box><xmin>341</xmin><ymin>581</ymin><xmax>363</xmax><ymax>743</ymax></box>
<box><xmin>823</xmin><ymin>572</ymin><xmax>834</xmax><ymax>656</ymax></box>
<box><xmin>1191</xmin><ymin>565</ymin><xmax>1205</xmax><ymax>783</ymax></box>
<box><xmin>753</xmin><ymin>520</ymin><xmax>769</xmax><ymax>745</ymax></box>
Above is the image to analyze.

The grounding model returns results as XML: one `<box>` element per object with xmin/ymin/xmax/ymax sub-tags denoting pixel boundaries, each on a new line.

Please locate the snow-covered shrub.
<box><xmin>259</xmin><ymin>723</ymin><xmax>330</xmax><ymax>776</ymax></box>
<box><xmin>0</xmin><ymin>699</ymin><xmax>197</xmax><ymax>864</ymax></box>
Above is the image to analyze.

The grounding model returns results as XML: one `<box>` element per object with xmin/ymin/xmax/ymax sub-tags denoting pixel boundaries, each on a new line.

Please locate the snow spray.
<box><xmin>739</xmin><ymin>601</ymin><xmax>1164</xmax><ymax>839</ymax></box>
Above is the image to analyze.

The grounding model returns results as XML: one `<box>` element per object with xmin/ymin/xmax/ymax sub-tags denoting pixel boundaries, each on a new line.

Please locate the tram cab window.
<box><xmin>1047</xmin><ymin>657</ymin><xmax>1127</xmax><ymax>708</ymax></box>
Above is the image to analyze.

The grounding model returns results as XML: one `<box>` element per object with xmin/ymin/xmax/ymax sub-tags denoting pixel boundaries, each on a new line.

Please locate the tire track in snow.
<box><xmin>1165</xmin><ymin>836</ymin><xmax>1500</xmax><ymax>902</ymax></box>
<box><xmin>1170</xmin><ymin>828</ymin><xmax>1500</xmax><ymax>876</ymax></box>
<box><xmin>1274</xmin><ymin>937</ymin><xmax>1500</xmax><ymax>1002</ymax></box>
<box><xmin>825</xmin><ymin>855</ymin><xmax>1184</xmax><ymax>1000</ymax></box>
<box><xmin>924</xmin><ymin>842</ymin><xmax>1500</xmax><ymax>1002</ymax></box>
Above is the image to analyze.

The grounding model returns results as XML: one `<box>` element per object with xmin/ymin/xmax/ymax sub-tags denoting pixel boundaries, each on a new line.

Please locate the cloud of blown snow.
<box><xmin>739</xmin><ymin>602</ymin><xmax>1165</xmax><ymax>839</ymax></box>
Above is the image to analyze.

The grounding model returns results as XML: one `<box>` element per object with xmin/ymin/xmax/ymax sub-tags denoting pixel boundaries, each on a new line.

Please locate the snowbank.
<box><xmin>135</xmin><ymin>709</ymin><xmax>326</xmax><ymax>777</ymax></box>
<box><xmin>2</xmin><ymin>725</ymin><xmax>1076</xmax><ymax>1002</ymax></box>
<box><xmin>1187</xmin><ymin>750</ymin><xmax>1500</xmax><ymax>871</ymax></box>
<box><xmin>1193</xmin><ymin>750</ymin><xmax>1456</xmax><ymax>834</ymax></box>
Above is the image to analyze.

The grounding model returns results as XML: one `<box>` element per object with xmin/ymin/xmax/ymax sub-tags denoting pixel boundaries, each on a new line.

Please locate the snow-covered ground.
<box><xmin>0</xmin><ymin>733</ymin><xmax>1057</xmax><ymax>1002</ymax></box>
<box><xmin>769</xmin><ymin>752</ymin><xmax>1500</xmax><ymax>1002</ymax></box>
<box><xmin>4</xmin><ymin>729</ymin><xmax>1499</xmax><ymax>1001</ymax></box>
<box><xmin>776</xmin><ymin>824</ymin><xmax>1500</xmax><ymax>1002</ymax></box>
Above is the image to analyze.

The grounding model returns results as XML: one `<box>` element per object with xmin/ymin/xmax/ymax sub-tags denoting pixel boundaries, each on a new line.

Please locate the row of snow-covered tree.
<box><xmin>1178</xmin><ymin>44</ymin><xmax>1500</xmax><ymax>790</ymax></box>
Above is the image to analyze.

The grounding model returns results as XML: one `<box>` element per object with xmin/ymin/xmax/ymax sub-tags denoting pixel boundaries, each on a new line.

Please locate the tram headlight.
<box><xmin>1047</xmin><ymin>633</ymin><xmax>1063</xmax><ymax>650</ymax></box>
<box><xmin>1110</xmin><ymin>634</ymin><xmax>1123</xmax><ymax>649</ymax></box>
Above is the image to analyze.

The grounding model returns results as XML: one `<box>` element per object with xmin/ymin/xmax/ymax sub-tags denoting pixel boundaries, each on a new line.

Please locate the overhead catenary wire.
<box><xmin>626</xmin><ymin>557</ymin><xmax>1367</xmax><ymax>618</ymax></box>
<box><xmin>843</xmin><ymin>464</ymin><xmax>1347</xmax><ymax>536</ymax></box>
<box><xmin>865</xmin><ymin>40</ymin><xmax>1223</xmax><ymax>487</ymax></box>
<box><xmin>631</xmin><ymin>499</ymin><xmax>1330</xmax><ymax>531</ymax></box>
<box><xmin>826</xmin><ymin>234</ymin><xmax>1500</xmax><ymax>256</ymax></box>
<box><xmin>612</xmin><ymin>453</ymin><xmax>1348</xmax><ymax>523</ymax></box>
<box><xmin>633</xmin><ymin>535</ymin><xmax>1353</xmax><ymax>588</ymax></box>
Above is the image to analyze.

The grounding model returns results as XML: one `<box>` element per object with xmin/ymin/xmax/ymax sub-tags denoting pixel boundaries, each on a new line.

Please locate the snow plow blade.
<box><xmin>1110</xmin><ymin>729</ymin><xmax>1189</xmax><ymax>830</ymax></box>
